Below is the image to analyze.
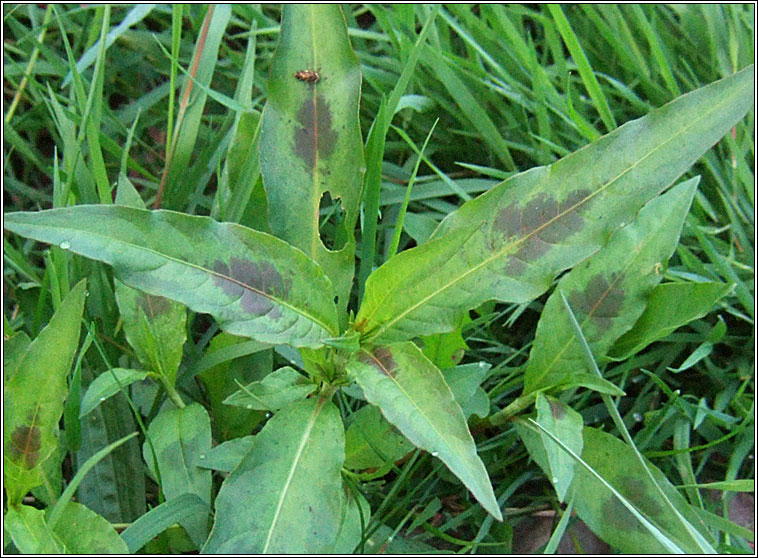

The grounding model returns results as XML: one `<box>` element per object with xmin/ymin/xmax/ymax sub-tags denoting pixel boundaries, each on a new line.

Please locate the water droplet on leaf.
<box><xmin>59</xmin><ymin>241</ymin><xmax>71</xmax><ymax>250</ymax></box>
<box><xmin>633</xmin><ymin>412</ymin><xmax>643</xmax><ymax>422</ymax></box>
<box><xmin>431</xmin><ymin>451</ymin><xmax>439</xmax><ymax>457</ymax></box>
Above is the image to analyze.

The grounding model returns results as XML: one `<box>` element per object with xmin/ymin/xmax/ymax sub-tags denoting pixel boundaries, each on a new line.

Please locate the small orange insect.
<box><xmin>294</xmin><ymin>69</ymin><xmax>320</xmax><ymax>84</ymax></box>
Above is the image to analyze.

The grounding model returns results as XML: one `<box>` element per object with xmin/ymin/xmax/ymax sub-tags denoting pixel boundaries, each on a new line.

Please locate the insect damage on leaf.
<box><xmin>358</xmin><ymin>347</ymin><xmax>397</xmax><ymax>377</ymax></box>
<box><xmin>568</xmin><ymin>273</ymin><xmax>625</xmax><ymax>330</ymax></box>
<box><xmin>135</xmin><ymin>293</ymin><xmax>173</xmax><ymax>317</ymax></box>
<box><xmin>491</xmin><ymin>189</ymin><xmax>592</xmax><ymax>275</ymax></box>
<box><xmin>212</xmin><ymin>258</ymin><xmax>291</xmax><ymax>317</ymax></box>
<box><xmin>9</xmin><ymin>423</ymin><xmax>42</xmax><ymax>468</ymax></box>
<box><xmin>294</xmin><ymin>95</ymin><xmax>338</xmax><ymax>170</ymax></box>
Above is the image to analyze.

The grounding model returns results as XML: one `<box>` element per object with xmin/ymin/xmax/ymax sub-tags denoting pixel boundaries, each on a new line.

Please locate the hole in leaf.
<box><xmin>319</xmin><ymin>191</ymin><xmax>347</xmax><ymax>251</ymax></box>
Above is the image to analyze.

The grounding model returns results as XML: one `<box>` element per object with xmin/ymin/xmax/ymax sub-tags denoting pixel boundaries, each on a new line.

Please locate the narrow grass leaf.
<box><xmin>120</xmin><ymin>493</ymin><xmax>209</xmax><ymax>553</ymax></box>
<box><xmin>548</xmin><ymin>4</ymin><xmax>617</xmax><ymax>131</ymax></box>
<box><xmin>61</xmin><ymin>4</ymin><xmax>155</xmax><ymax>87</ymax></box>
<box><xmin>347</xmin><ymin>342</ymin><xmax>502</xmax><ymax>520</ymax></box>
<box><xmin>160</xmin><ymin>5</ymin><xmax>231</xmax><ymax>210</ymax></box>
<box><xmin>4</xmin><ymin>206</ymin><xmax>339</xmax><ymax>347</ymax></box>
<box><xmin>48</xmin><ymin>431</ymin><xmax>138</xmax><ymax>529</ymax></box>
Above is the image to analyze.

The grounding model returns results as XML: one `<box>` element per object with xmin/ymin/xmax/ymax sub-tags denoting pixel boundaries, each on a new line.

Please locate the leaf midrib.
<box><xmin>361</xmin><ymin>87</ymin><xmax>739</xmax><ymax>340</ymax></box>
<box><xmin>261</xmin><ymin>397</ymin><xmax>327</xmax><ymax>553</ymax></box>
<box><xmin>358</xmin><ymin>348</ymin><xmax>493</xmax><ymax>512</ymax></box>
<box><xmin>530</xmin><ymin>187</ymin><xmax>691</xmax><ymax>389</ymax></box>
<box><xmin>11</xmin><ymin>218</ymin><xmax>337</xmax><ymax>338</ymax></box>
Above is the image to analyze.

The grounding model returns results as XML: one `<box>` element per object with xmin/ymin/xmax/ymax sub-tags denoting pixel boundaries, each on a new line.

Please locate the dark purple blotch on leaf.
<box><xmin>568</xmin><ymin>273</ymin><xmax>625</xmax><ymax>330</ymax></box>
<box><xmin>9</xmin><ymin>424</ymin><xmax>42</xmax><ymax>468</ymax></box>
<box><xmin>294</xmin><ymin>95</ymin><xmax>338</xmax><ymax>170</ymax></box>
<box><xmin>136</xmin><ymin>293</ymin><xmax>172</xmax><ymax>318</ymax></box>
<box><xmin>492</xmin><ymin>189</ymin><xmax>592</xmax><ymax>276</ymax></box>
<box><xmin>601</xmin><ymin>493</ymin><xmax>646</xmax><ymax>533</ymax></box>
<box><xmin>212</xmin><ymin>258</ymin><xmax>290</xmax><ymax>317</ymax></box>
<box><xmin>549</xmin><ymin>398</ymin><xmax>566</xmax><ymax>420</ymax></box>
<box><xmin>359</xmin><ymin>347</ymin><xmax>396</xmax><ymax>377</ymax></box>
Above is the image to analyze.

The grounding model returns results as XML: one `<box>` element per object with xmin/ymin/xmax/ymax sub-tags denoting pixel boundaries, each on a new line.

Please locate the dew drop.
<box><xmin>431</xmin><ymin>451</ymin><xmax>439</xmax><ymax>457</ymax></box>
<box><xmin>199</xmin><ymin>454</ymin><xmax>206</xmax><ymax>460</ymax></box>
<box><xmin>246</xmin><ymin>404</ymin><xmax>253</xmax><ymax>410</ymax></box>
<box><xmin>551</xmin><ymin>476</ymin><xmax>559</xmax><ymax>484</ymax></box>
<box><xmin>99</xmin><ymin>397</ymin><xmax>106</xmax><ymax>402</ymax></box>
<box><xmin>633</xmin><ymin>412</ymin><xmax>643</xmax><ymax>422</ymax></box>
<box><xmin>59</xmin><ymin>241</ymin><xmax>71</xmax><ymax>250</ymax></box>
<box><xmin>266</xmin><ymin>412</ymin><xmax>272</xmax><ymax>418</ymax></box>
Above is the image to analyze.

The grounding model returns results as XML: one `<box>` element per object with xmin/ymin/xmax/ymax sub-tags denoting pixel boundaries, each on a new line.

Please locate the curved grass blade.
<box><xmin>346</xmin><ymin>342</ymin><xmax>502</xmax><ymax>521</ymax></box>
<box><xmin>3</xmin><ymin>206</ymin><xmax>339</xmax><ymax>348</ymax></box>
<box><xmin>355</xmin><ymin>66</ymin><xmax>753</xmax><ymax>344</ymax></box>
<box><xmin>47</xmin><ymin>431</ymin><xmax>138</xmax><ymax>530</ymax></box>
<box><xmin>260</xmin><ymin>5</ymin><xmax>364</xmax><ymax>316</ymax></box>
<box><xmin>203</xmin><ymin>397</ymin><xmax>346</xmax><ymax>553</ymax></box>
<box><xmin>119</xmin><ymin>493</ymin><xmax>209</xmax><ymax>553</ymax></box>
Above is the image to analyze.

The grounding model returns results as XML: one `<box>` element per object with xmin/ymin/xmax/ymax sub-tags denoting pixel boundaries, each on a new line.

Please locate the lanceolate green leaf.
<box><xmin>609</xmin><ymin>281</ymin><xmax>733</xmax><ymax>360</ymax></box>
<box><xmin>49</xmin><ymin>501</ymin><xmax>129</xmax><ymax>554</ymax></box>
<box><xmin>573</xmin><ymin>427</ymin><xmax>712</xmax><ymax>553</ymax></box>
<box><xmin>3</xmin><ymin>206</ymin><xmax>339</xmax><ymax>348</ymax></box>
<box><xmin>3</xmin><ymin>280</ymin><xmax>87</xmax><ymax>505</ymax></box>
<box><xmin>204</xmin><ymin>397</ymin><xmax>346</xmax><ymax>554</ymax></box>
<box><xmin>143</xmin><ymin>403</ymin><xmax>212</xmax><ymax>548</ymax></box>
<box><xmin>79</xmin><ymin>368</ymin><xmax>149</xmax><ymax>417</ymax></box>
<box><xmin>114</xmin><ymin>177</ymin><xmax>187</xmax><ymax>387</ymax></box>
<box><xmin>355</xmin><ymin>66</ymin><xmax>753</xmax><ymax>344</ymax></box>
<box><xmin>346</xmin><ymin>342</ymin><xmax>502</xmax><ymax>521</ymax></box>
<box><xmin>535</xmin><ymin>393</ymin><xmax>583</xmax><ymax>503</ymax></box>
<box><xmin>523</xmin><ymin>178</ymin><xmax>698</xmax><ymax>394</ymax></box>
<box><xmin>4</xmin><ymin>505</ymin><xmax>65</xmax><ymax>554</ymax></box>
<box><xmin>115</xmin><ymin>281</ymin><xmax>187</xmax><ymax>386</ymax></box>
<box><xmin>223</xmin><ymin>366</ymin><xmax>316</xmax><ymax>411</ymax></box>
<box><xmin>260</xmin><ymin>5</ymin><xmax>364</xmax><ymax>316</ymax></box>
